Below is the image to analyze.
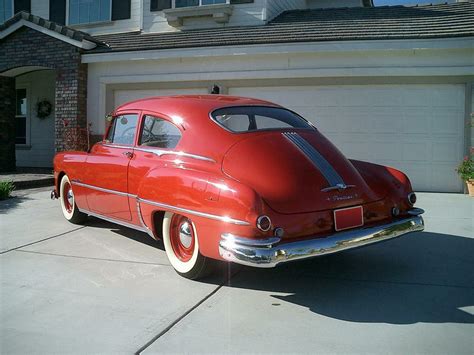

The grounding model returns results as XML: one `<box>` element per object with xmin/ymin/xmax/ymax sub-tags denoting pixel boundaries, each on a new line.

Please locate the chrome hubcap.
<box><xmin>179</xmin><ymin>221</ymin><xmax>192</xmax><ymax>248</ymax></box>
<box><xmin>67</xmin><ymin>189</ymin><xmax>74</xmax><ymax>206</ymax></box>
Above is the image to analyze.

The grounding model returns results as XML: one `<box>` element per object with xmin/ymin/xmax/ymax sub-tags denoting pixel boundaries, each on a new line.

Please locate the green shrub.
<box><xmin>456</xmin><ymin>156</ymin><xmax>474</xmax><ymax>182</ymax></box>
<box><xmin>0</xmin><ymin>181</ymin><xmax>15</xmax><ymax>200</ymax></box>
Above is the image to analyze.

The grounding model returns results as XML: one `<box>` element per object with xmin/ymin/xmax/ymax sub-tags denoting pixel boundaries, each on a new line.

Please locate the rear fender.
<box><xmin>136</xmin><ymin>166</ymin><xmax>265</xmax><ymax>259</ymax></box>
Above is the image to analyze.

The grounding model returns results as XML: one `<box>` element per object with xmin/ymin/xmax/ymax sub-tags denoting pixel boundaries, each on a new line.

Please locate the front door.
<box><xmin>84</xmin><ymin>113</ymin><xmax>139</xmax><ymax>221</ymax></box>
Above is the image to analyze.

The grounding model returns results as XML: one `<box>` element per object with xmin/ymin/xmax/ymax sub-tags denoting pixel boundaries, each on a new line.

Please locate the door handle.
<box><xmin>123</xmin><ymin>151</ymin><xmax>133</xmax><ymax>159</ymax></box>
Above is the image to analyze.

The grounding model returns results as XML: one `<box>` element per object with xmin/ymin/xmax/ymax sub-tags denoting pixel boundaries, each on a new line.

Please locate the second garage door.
<box><xmin>229</xmin><ymin>85</ymin><xmax>465</xmax><ymax>192</ymax></box>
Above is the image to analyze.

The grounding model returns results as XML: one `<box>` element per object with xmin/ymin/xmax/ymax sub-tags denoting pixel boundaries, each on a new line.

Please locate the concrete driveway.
<box><xmin>1</xmin><ymin>188</ymin><xmax>473</xmax><ymax>354</ymax></box>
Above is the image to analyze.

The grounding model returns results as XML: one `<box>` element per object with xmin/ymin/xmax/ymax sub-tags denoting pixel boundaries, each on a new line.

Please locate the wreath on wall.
<box><xmin>36</xmin><ymin>100</ymin><xmax>53</xmax><ymax>119</ymax></box>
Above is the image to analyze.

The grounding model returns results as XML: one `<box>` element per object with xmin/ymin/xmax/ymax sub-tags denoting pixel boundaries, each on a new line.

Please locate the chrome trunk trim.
<box><xmin>282</xmin><ymin>132</ymin><xmax>345</xmax><ymax>187</ymax></box>
<box><xmin>219</xmin><ymin>215</ymin><xmax>424</xmax><ymax>268</ymax></box>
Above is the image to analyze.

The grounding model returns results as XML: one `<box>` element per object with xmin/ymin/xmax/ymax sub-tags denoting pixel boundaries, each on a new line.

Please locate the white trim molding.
<box><xmin>0</xmin><ymin>19</ymin><xmax>97</xmax><ymax>49</ymax></box>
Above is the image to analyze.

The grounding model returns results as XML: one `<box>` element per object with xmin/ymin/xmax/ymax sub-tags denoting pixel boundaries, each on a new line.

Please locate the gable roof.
<box><xmin>0</xmin><ymin>11</ymin><xmax>106</xmax><ymax>49</ymax></box>
<box><xmin>91</xmin><ymin>2</ymin><xmax>474</xmax><ymax>54</ymax></box>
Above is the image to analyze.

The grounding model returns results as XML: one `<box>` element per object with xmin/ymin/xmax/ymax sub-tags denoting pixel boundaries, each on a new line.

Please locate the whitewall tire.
<box><xmin>59</xmin><ymin>175</ymin><xmax>86</xmax><ymax>224</ymax></box>
<box><xmin>162</xmin><ymin>212</ymin><xmax>211</xmax><ymax>279</ymax></box>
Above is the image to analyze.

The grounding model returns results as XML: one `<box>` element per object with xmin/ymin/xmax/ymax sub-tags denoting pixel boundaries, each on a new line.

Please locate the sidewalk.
<box><xmin>0</xmin><ymin>168</ymin><xmax>54</xmax><ymax>190</ymax></box>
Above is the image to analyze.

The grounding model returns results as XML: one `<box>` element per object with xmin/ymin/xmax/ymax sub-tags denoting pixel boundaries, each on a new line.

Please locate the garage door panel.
<box><xmin>229</xmin><ymin>85</ymin><xmax>465</xmax><ymax>192</ymax></box>
<box><xmin>403</xmin><ymin>108</ymin><xmax>430</xmax><ymax>134</ymax></box>
<box><xmin>432</xmin><ymin>108</ymin><xmax>464</xmax><ymax>135</ymax></box>
<box><xmin>433</xmin><ymin>141</ymin><xmax>462</xmax><ymax>162</ymax></box>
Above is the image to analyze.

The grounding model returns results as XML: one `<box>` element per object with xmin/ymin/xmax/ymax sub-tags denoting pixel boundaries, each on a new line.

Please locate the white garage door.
<box><xmin>229</xmin><ymin>85</ymin><xmax>465</xmax><ymax>192</ymax></box>
<box><xmin>114</xmin><ymin>88</ymin><xmax>208</xmax><ymax>107</ymax></box>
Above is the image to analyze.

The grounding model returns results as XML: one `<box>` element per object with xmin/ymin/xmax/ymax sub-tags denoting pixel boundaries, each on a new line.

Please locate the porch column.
<box><xmin>54</xmin><ymin>60</ymin><xmax>88</xmax><ymax>152</ymax></box>
<box><xmin>0</xmin><ymin>76</ymin><xmax>16</xmax><ymax>172</ymax></box>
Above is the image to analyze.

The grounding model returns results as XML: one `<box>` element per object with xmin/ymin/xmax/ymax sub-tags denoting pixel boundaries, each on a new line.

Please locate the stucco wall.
<box><xmin>85</xmin><ymin>38</ymin><xmax>474</xmax><ymax>134</ymax></box>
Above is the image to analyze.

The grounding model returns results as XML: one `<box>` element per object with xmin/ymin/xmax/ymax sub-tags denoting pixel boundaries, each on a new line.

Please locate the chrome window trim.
<box><xmin>138</xmin><ymin>197</ymin><xmax>250</xmax><ymax>226</ymax></box>
<box><xmin>71</xmin><ymin>181</ymin><xmax>248</xmax><ymax>226</ymax></box>
<box><xmin>209</xmin><ymin>105</ymin><xmax>316</xmax><ymax>134</ymax></box>
<box><xmin>101</xmin><ymin>142</ymin><xmax>134</xmax><ymax>150</ymax></box>
<box><xmin>134</xmin><ymin>147</ymin><xmax>215</xmax><ymax>163</ymax></box>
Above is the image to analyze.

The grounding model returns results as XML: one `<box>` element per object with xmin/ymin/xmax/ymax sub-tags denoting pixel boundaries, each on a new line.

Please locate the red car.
<box><xmin>52</xmin><ymin>95</ymin><xmax>424</xmax><ymax>279</ymax></box>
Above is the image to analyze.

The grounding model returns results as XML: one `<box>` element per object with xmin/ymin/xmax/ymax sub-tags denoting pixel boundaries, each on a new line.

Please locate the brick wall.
<box><xmin>0</xmin><ymin>27</ymin><xmax>88</xmax><ymax>170</ymax></box>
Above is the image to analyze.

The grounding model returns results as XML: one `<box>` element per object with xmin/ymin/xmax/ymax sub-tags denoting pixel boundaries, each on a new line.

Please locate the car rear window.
<box><xmin>211</xmin><ymin>106</ymin><xmax>313</xmax><ymax>133</ymax></box>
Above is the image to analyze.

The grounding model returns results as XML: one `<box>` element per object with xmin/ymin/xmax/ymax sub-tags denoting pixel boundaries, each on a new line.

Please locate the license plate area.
<box><xmin>334</xmin><ymin>206</ymin><xmax>364</xmax><ymax>231</ymax></box>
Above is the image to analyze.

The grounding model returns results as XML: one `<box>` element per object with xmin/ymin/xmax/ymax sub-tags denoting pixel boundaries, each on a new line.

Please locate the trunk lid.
<box><xmin>222</xmin><ymin>129</ymin><xmax>381</xmax><ymax>214</ymax></box>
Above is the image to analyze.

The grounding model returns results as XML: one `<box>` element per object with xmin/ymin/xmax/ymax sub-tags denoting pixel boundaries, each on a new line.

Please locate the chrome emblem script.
<box><xmin>327</xmin><ymin>193</ymin><xmax>359</xmax><ymax>202</ymax></box>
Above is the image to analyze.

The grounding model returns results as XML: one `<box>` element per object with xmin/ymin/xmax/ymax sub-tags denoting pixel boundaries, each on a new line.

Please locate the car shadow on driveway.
<box><xmin>219</xmin><ymin>232</ymin><xmax>474</xmax><ymax>325</ymax></box>
<box><xmin>84</xmin><ymin>217</ymin><xmax>165</xmax><ymax>250</ymax></box>
<box><xmin>80</xmin><ymin>218</ymin><xmax>474</xmax><ymax>325</ymax></box>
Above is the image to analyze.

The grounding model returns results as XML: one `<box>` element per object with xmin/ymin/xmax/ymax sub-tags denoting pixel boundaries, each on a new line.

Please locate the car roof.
<box><xmin>114</xmin><ymin>95</ymin><xmax>281</xmax><ymax>116</ymax></box>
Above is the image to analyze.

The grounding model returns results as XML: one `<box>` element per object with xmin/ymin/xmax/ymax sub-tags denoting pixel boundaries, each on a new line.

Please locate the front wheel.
<box><xmin>59</xmin><ymin>175</ymin><xmax>87</xmax><ymax>224</ymax></box>
<box><xmin>162</xmin><ymin>212</ymin><xmax>211</xmax><ymax>279</ymax></box>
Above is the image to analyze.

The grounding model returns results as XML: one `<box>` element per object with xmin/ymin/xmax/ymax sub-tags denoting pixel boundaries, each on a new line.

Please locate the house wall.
<box><xmin>71</xmin><ymin>0</ymin><xmax>142</xmax><ymax>35</ymax></box>
<box><xmin>15</xmin><ymin>70</ymin><xmax>55</xmax><ymax>168</ymax></box>
<box><xmin>84</xmin><ymin>38</ymin><xmax>474</xmax><ymax>134</ymax></box>
<box><xmin>31</xmin><ymin>0</ymin><xmax>49</xmax><ymax>20</ymax></box>
<box><xmin>142</xmin><ymin>0</ymin><xmax>266</xmax><ymax>32</ymax></box>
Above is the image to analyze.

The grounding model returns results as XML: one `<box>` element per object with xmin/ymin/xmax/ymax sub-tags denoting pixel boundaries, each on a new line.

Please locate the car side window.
<box><xmin>106</xmin><ymin>114</ymin><xmax>138</xmax><ymax>145</ymax></box>
<box><xmin>139</xmin><ymin>115</ymin><xmax>182</xmax><ymax>149</ymax></box>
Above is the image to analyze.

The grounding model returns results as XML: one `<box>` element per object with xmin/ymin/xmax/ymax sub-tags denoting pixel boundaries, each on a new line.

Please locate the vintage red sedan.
<box><xmin>52</xmin><ymin>95</ymin><xmax>424</xmax><ymax>279</ymax></box>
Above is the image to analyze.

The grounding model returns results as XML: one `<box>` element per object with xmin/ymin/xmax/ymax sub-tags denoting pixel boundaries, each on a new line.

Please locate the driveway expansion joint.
<box><xmin>14</xmin><ymin>249</ymin><xmax>172</xmax><ymax>267</ymax></box>
<box><xmin>0</xmin><ymin>226</ymin><xmax>86</xmax><ymax>255</ymax></box>
<box><xmin>134</xmin><ymin>270</ymin><xmax>239</xmax><ymax>355</ymax></box>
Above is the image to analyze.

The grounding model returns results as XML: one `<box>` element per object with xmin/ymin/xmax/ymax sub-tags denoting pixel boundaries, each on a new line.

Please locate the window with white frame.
<box><xmin>151</xmin><ymin>0</ymin><xmax>241</xmax><ymax>11</ymax></box>
<box><xmin>175</xmin><ymin>0</ymin><xmax>226</xmax><ymax>7</ymax></box>
<box><xmin>68</xmin><ymin>0</ymin><xmax>111</xmax><ymax>25</ymax></box>
<box><xmin>15</xmin><ymin>88</ymin><xmax>28</xmax><ymax>145</ymax></box>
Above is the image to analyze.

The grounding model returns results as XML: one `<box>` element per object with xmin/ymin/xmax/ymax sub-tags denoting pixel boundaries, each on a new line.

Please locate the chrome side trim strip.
<box><xmin>282</xmin><ymin>132</ymin><xmax>345</xmax><ymax>187</ymax></box>
<box><xmin>71</xmin><ymin>181</ymin><xmax>134</xmax><ymax>198</ymax></box>
<box><xmin>138</xmin><ymin>197</ymin><xmax>250</xmax><ymax>226</ymax></box>
<box><xmin>72</xmin><ymin>181</ymin><xmax>247</xmax><ymax>226</ymax></box>
<box><xmin>219</xmin><ymin>215</ymin><xmax>424</xmax><ymax>268</ymax></box>
<box><xmin>78</xmin><ymin>208</ymin><xmax>151</xmax><ymax>235</ymax></box>
<box><xmin>136</xmin><ymin>199</ymin><xmax>155</xmax><ymax>238</ymax></box>
<box><xmin>134</xmin><ymin>147</ymin><xmax>216</xmax><ymax>163</ymax></box>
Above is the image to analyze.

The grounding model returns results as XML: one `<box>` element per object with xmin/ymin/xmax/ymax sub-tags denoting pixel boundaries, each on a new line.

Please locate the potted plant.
<box><xmin>456</xmin><ymin>154</ymin><xmax>474</xmax><ymax>196</ymax></box>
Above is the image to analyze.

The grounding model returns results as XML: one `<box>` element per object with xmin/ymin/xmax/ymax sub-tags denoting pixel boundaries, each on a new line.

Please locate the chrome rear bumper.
<box><xmin>219</xmin><ymin>214</ymin><xmax>424</xmax><ymax>268</ymax></box>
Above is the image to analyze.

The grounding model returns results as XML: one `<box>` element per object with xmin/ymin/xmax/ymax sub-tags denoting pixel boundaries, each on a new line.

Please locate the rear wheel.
<box><xmin>162</xmin><ymin>212</ymin><xmax>211</xmax><ymax>279</ymax></box>
<box><xmin>59</xmin><ymin>175</ymin><xmax>86</xmax><ymax>224</ymax></box>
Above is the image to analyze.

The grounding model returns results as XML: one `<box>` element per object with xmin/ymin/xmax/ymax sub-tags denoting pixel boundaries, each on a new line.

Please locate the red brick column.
<box><xmin>0</xmin><ymin>76</ymin><xmax>16</xmax><ymax>172</ymax></box>
<box><xmin>54</xmin><ymin>60</ymin><xmax>89</xmax><ymax>152</ymax></box>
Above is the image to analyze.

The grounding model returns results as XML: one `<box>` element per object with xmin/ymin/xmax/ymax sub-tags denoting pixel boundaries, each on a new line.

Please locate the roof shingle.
<box><xmin>92</xmin><ymin>2</ymin><xmax>474</xmax><ymax>54</ymax></box>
